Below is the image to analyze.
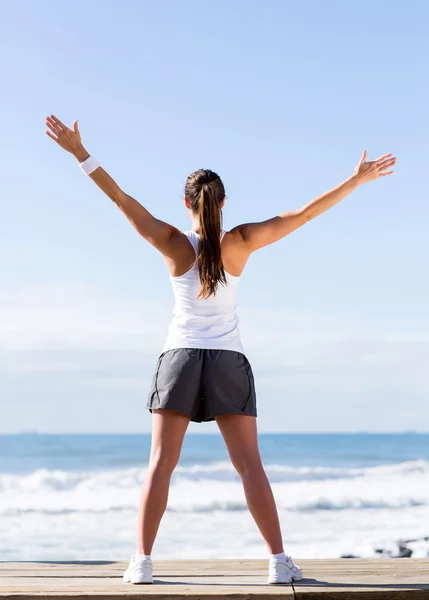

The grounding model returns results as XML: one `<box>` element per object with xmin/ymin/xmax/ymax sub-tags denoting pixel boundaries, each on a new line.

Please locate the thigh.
<box><xmin>149</xmin><ymin>409</ymin><xmax>191</xmax><ymax>470</ymax></box>
<box><xmin>215</xmin><ymin>414</ymin><xmax>262</xmax><ymax>473</ymax></box>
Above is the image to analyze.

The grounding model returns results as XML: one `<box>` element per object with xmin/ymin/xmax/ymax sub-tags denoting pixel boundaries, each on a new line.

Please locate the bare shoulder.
<box><xmin>227</xmin><ymin>216</ymin><xmax>297</xmax><ymax>252</ymax></box>
<box><xmin>221</xmin><ymin>227</ymin><xmax>252</xmax><ymax>277</ymax></box>
<box><xmin>225</xmin><ymin>222</ymin><xmax>272</xmax><ymax>252</ymax></box>
<box><xmin>162</xmin><ymin>228</ymin><xmax>197</xmax><ymax>277</ymax></box>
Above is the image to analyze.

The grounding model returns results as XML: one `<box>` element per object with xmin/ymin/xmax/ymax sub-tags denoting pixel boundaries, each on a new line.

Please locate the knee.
<box><xmin>148</xmin><ymin>449</ymin><xmax>179</xmax><ymax>476</ymax></box>
<box><xmin>233</xmin><ymin>456</ymin><xmax>264</xmax><ymax>478</ymax></box>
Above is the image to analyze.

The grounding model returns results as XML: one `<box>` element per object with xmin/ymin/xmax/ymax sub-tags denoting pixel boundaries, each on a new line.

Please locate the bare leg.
<box><xmin>137</xmin><ymin>408</ymin><xmax>190</xmax><ymax>555</ymax></box>
<box><xmin>215</xmin><ymin>414</ymin><xmax>283</xmax><ymax>554</ymax></box>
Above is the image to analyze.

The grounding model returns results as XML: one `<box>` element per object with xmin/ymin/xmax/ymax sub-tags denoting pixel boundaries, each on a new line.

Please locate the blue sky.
<box><xmin>1</xmin><ymin>0</ymin><xmax>428</xmax><ymax>433</ymax></box>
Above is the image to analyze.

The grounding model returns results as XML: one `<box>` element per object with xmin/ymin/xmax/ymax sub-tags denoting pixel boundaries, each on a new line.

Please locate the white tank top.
<box><xmin>162</xmin><ymin>230</ymin><xmax>244</xmax><ymax>354</ymax></box>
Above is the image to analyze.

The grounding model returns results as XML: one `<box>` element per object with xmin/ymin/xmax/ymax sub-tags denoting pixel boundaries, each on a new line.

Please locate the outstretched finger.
<box><xmin>378</xmin><ymin>170</ymin><xmax>394</xmax><ymax>177</ymax></box>
<box><xmin>377</xmin><ymin>155</ymin><xmax>396</xmax><ymax>164</ymax></box>
<box><xmin>45</xmin><ymin>130</ymin><xmax>59</xmax><ymax>142</ymax></box>
<box><xmin>374</xmin><ymin>152</ymin><xmax>393</xmax><ymax>164</ymax></box>
<box><xmin>46</xmin><ymin>119</ymin><xmax>61</xmax><ymax>135</ymax></box>
<box><xmin>46</xmin><ymin>115</ymin><xmax>62</xmax><ymax>129</ymax></box>
<box><xmin>49</xmin><ymin>114</ymin><xmax>67</xmax><ymax>130</ymax></box>
<box><xmin>377</xmin><ymin>158</ymin><xmax>396</xmax><ymax>168</ymax></box>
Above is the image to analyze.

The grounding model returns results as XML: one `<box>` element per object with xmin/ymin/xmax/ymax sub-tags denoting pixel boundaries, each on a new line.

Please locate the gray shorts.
<box><xmin>147</xmin><ymin>348</ymin><xmax>257</xmax><ymax>423</ymax></box>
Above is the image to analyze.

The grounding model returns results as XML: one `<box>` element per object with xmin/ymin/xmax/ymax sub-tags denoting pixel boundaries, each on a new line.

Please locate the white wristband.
<box><xmin>79</xmin><ymin>155</ymin><xmax>100</xmax><ymax>175</ymax></box>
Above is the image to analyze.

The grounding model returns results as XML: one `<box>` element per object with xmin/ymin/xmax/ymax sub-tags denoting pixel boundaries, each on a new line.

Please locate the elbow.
<box><xmin>299</xmin><ymin>207</ymin><xmax>314</xmax><ymax>224</ymax></box>
<box><xmin>112</xmin><ymin>187</ymin><xmax>126</xmax><ymax>207</ymax></box>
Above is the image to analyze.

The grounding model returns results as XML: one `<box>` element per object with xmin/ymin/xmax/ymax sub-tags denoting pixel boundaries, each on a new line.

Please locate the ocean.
<box><xmin>1</xmin><ymin>433</ymin><xmax>428</xmax><ymax>561</ymax></box>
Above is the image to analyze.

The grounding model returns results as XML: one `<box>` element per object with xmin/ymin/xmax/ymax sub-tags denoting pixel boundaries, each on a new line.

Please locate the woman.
<box><xmin>45</xmin><ymin>115</ymin><xmax>396</xmax><ymax>584</ymax></box>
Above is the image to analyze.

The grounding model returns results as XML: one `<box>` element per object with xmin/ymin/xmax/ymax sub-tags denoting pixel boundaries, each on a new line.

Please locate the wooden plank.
<box><xmin>293</xmin><ymin>558</ymin><xmax>429</xmax><ymax>599</ymax></box>
<box><xmin>0</xmin><ymin>560</ymin><xmax>292</xmax><ymax>599</ymax></box>
<box><xmin>0</xmin><ymin>559</ymin><xmax>266</xmax><ymax>574</ymax></box>
<box><xmin>0</xmin><ymin>559</ymin><xmax>428</xmax><ymax>599</ymax></box>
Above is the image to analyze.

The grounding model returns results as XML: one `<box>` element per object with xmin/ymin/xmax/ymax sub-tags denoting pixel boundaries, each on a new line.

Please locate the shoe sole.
<box><xmin>267</xmin><ymin>569</ymin><xmax>303</xmax><ymax>584</ymax></box>
<box><xmin>123</xmin><ymin>571</ymin><xmax>153</xmax><ymax>584</ymax></box>
<box><xmin>123</xmin><ymin>577</ymin><xmax>153</xmax><ymax>584</ymax></box>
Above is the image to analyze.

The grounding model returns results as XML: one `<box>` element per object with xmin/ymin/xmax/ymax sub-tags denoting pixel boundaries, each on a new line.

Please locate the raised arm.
<box><xmin>233</xmin><ymin>150</ymin><xmax>396</xmax><ymax>253</ymax></box>
<box><xmin>45</xmin><ymin>115</ymin><xmax>182</xmax><ymax>255</ymax></box>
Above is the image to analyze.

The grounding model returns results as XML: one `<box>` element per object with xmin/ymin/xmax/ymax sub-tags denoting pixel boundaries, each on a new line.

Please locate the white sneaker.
<box><xmin>267</xmin><ymin>555</ymin><xmax>303</xmax><ymax>584</ymax></box>
<box><xmin>123</xmin><ymin>554</ymin><xmax>153</xmax><ymax>584</ymax></box>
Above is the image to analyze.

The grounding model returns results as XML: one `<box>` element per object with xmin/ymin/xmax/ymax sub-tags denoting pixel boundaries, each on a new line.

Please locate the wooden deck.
<box><xmin>1</xmin><ymin>559</ymin><xmax>429</xmax><ymax>599</ymax></box>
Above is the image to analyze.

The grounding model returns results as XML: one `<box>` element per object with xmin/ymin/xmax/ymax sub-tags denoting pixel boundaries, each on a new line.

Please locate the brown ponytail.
<box><xmin>185</xmin><ymin>169</ymin><xmax>227</xmax><ymax>299</ymax></box>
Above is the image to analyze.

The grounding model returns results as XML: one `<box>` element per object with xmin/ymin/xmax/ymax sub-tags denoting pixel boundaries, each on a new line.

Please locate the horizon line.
<box><xmin>2</xmin><ymin>430</ymin><xmax>428</xmax><ymax>436</ymax></box>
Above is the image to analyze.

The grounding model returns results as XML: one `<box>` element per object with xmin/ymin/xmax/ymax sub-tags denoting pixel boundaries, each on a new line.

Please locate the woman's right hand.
<box><xmin>352</xmin><ymin>150</ymin><xmax>396</xmax><ymax>184</ymax></box>
<box><xmin>45</xmin><ymin>115</ymin><xmax>88</xmax><ymax>161</ymax></box>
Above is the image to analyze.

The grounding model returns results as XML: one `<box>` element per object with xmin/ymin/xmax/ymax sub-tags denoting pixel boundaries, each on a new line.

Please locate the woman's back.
<box><xmin>162</xmin><ymin>230</ymin><xmax>243</xmax><ymax>353</ymax></box>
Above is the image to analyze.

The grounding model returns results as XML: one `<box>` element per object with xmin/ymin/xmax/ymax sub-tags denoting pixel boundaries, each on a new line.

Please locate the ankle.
<box><xmin>270</xmin><ymin>550</ymin><xmax>287</xmax><ymax>562</ymax></box>
<box><xmin>136</xmin><ymin>551</ymin><xmax>152</xmax><ymax>560</ymax></box>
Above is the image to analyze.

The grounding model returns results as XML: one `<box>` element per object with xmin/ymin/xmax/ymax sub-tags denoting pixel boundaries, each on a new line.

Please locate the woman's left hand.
<box><xmin>45</xmin><ymin>115</ymin><xmax>82</xmax><ymax>156</ymax></box>
<box><xmin>352</xmin><ymin>150</ymin><xmax>396</xmax><ymax>184</ymax></box>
